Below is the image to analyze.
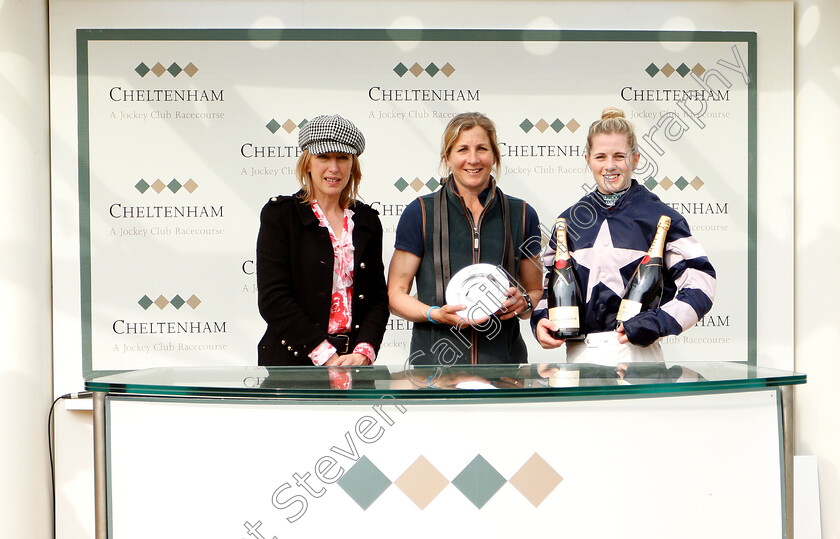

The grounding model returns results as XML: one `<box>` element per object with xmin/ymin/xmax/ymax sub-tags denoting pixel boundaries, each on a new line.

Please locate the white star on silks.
<box><xmin>571</xmin><ymin>220</ymin><xmax>646</xmax><ymax>302</ymax></box>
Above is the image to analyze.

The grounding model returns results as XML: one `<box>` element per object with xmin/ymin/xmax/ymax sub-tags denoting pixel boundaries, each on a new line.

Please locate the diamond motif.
<box><xmin>298</xmin><ymin>119</ymin><xmax>309</xmax><ymax>129</ymax></box>
<box><xmin>170</xmin><ymin>295</ymin><xmax>186</xmax><ymax>309</ymax></box>
<box><xmin>395</xmin><ymin>456</ymin><xmax>449</xmax><ymax>510</ymax></box>
<box><xmin>183</xmin><ymin>179</ymin><xmax>198</xmax><ymax>193</ymax></box>
<box><xmin>265</xmin><ymin>119</ymin><xmax>280</xmax><ymax>134</ymax></box>
<box><xmin>282</xmin><ymin>119</ymin><xmax>297</xmax><ymax>134</ymax></box>
<box><xmin>394</xmin><ymin>177</ymin><xmax>409</xmax><ymax>192</ymax></box>
<box><xmin>337</xmin><ymin>456</ymin><xmax>391</xmax><ymax>510</ymax></box>
<box><xmin>660</xmin><ymin>63</ymin><xmax>675</xmax><ymax>77</ymax></box>
<box><xmin>508</xmin><ymin>453</ymin><xmax>562</xmax><ymax>507</ymax></box>
<box><xmin>135</xmin><ymin>179</ymin><xmax>150</xmax><ymax>194</ymax></box>
<box><xmin>550</xmin><ymin>119</ymin><xmax>565</xmax><ymax>133</ymax></box>
<box><xmin>659</xmin><ymin>176</ymin><xmax>674</xmax><ymax>190</ymax></box>
<box><xmin>425</xmin><ymin>62</ymin><xmax>440</xmax><ymax>77</ymax></box>
<box><xmin>451</xmin><ymin>455</ymin><xmax>506</xmax><ymax>509</ymax></box>
<box><xmin>186</xmin><ymin>295</ymin><xmax>202</xmax><ymax>309</ymax></box>
<box><xmin>691</xmin><ymin>63</ymin><xmax>706</xmax><ymax>77</ymax></box>
<box><xmin>440</xmin><ymin>63</ymin><xmax>455</xmax><ymax>77</ymax></box>
<box><xmin>519</xmin><ymin>119</ymin><xmax>534</xmax><ymax>133</ymax></box>
<box><xmin>151</xmin><ymin>62</ymin><xmax>166</xmax><ymax>77</ymax></box>
<box><xmin>393</xmin><ymin>62</ymin><xmax>408</xmax><ymax>77</ymax></box>
<box><xmin>138</xmin><ymin>295</ymin><xmax>153</xmax><ymax>310</ymax></box>
<box><xmin>153</xmin><ymin>295</ymin><xmax>170</xmax><ymax>309</ymax></box>
<box><xmin>167</xmin><ymin>62</ymin><xmax>182</xmax><ymax>77</ymax></box>
<box><xmin>425</xmin><ymin>177</ymin><xmax>440</xmax><ymax>191</ymax></box>
<box><xmin>408</xmin><ymin>63</ymin><xmax>424</xmax><ymax>77</ymax></box>
<box><xmin>135</xmin><ymin>63</ymin><xmax>150</xmax><ymax>77</ymax></box>
<box><xmin>151</xmin><ymin>179</ymin><xmax>166</xmax><ymax>194</ymax></box>
<box><xmin>645</xmin><ymin>62</ymin><xmax>660</xmax><ymax>77</ymax></box>
<box><xmin>535</xmin><ymin>119</ymin><xmax>550</xmax><ymax>133</ymax></box>
<box><xmin>167</xmin><ymin>179</ymin><xmax>182</xmax><ymax>193</ymax></box>
<box><xmin>690</xmin><ymin>176</ymin><xmax>704</xmax><ymax>190</ymax></box>
<box><xmin>183</xmin><ymin>62</ymin><xmax>199</xmax><ymax>77</ymax></box>
<box><xmin>676</xmin><ymin>63</ymin><xmax>690</xmax><ymax>78</ymax></box>
<box><xmin>565</xmin><ymin>119</ymin><xmax>580</xmax><ymax>133</ymax></box>
<box><xmin>644</xmin><ymin>178</ymin><xmax>659</xmax><ymax>191</ymax></box>
<box><xmin>410</xmin><ymin>177</ymin><xmax>425</xmax><ymax>192</ymax></box>
<box><xmin>675</xmin><ymin>176</ymin><xmax>689</xmax><ymax>190</ymax></box>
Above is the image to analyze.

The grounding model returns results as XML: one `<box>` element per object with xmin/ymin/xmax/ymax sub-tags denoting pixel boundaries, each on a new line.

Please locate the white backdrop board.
<box><xmin>73</xmin><ymin>29</ymin><xmax>755</xmax><ymax>375</ymax></box>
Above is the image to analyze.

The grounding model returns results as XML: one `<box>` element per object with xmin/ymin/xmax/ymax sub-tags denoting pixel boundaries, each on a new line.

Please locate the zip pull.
<box><xmin>474</xmin><ymin>227</ymin><xmax>479</xmax><ymax>250</ymax></box>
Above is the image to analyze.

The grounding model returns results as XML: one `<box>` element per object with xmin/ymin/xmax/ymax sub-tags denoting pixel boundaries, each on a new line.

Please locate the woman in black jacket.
<box><xmin>256</xmin><ymin>114</ymin><xmax>389</xmax><ymax>367</ymax></box>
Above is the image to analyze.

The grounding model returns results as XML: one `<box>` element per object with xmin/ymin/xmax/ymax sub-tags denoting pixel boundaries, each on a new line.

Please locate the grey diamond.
<box><xmin>337</xmin><ymin>456</ymin><xmax>391</xmax><ymax>510</ymax></box>
<box><xmin>451</xmin><ymin>455</ymin><xmax>506</xmax><ymax>509</ymax></box>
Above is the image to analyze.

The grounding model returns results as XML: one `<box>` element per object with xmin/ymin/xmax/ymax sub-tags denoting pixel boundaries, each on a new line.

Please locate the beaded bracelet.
<box><xmin>426</xmin><ymin>305</ymin><xmax>441</xmax><ymax>324</ymax></box>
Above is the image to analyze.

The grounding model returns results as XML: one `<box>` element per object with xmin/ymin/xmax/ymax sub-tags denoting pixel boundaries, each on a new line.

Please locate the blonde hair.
<box><xmin>585</xmin><ymin>107</ymin><xmax>638</xmax><ymax>155</ymax></box>
<box><xmin>439</xmin><ymin>112</ymin><xmax>502</xmax><ymax>179</ymax></box>
<box><xmin>295</xmin><ymin>149</ymin><xmax>363</xmax><ymax>209</ymax></box>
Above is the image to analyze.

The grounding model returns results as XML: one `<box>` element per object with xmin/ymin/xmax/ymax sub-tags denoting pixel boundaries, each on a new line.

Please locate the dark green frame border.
<box><xmin>77</xmin><ymin>29</ymin><xmax>758</xmax><ymax>377</ymax></box>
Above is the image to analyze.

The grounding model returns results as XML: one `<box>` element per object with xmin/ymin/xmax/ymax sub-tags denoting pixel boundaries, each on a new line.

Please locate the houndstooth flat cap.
<box><xmin>298</xmin><ymin>114</ymin><xmax>365</xmax><ymax>156</ymax></box>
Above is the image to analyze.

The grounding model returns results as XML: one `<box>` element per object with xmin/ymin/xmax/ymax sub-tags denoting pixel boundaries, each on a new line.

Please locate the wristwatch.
<box><xmin>521</xmin><ymin>293</ymin><xmax>534</xmax><ymax>314</ymax></box>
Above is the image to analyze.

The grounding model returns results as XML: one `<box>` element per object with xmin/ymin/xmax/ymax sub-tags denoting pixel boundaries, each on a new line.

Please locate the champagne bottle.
<box><xmin>547</xmin><ymin>217</ymin><xmax>583</xmax><ymax>339</ymax></box>
<box><xmin>616</xmin><ymin>215</ymin><xmax>671</xmax><ymax>323</ymax></box>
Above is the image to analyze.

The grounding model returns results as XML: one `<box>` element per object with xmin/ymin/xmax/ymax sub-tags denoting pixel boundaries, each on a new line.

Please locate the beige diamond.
<box><xmin>183</xmin><ymin>62</ymin><xmax>199</xmax><ymax>77</ymax></box>
<box><xmin>690</xmin><ymin>176</ymin><xmax>704</xmax><ymax>190</ymax></box>
<box><xmin>691</xmin><ymin>63</ymin><xmax>706</xmax><ymax>77</ymax></box>
<box><xmin>394</xmin><ymin>456</ymin><xmax>449</xmax><ymax>510</ymax></box>
<box><xmin>509</xmin><ymin>453</ymin><xmax>562</xmax><ymax>507</ymax></box>
<box><xmin>410</xmin><ymin>177</ymin><xmax>425</xmax><ymax>192</ymax></box>
<box><xmin>151</xmin><ymin>179</ymin><xmax>167</xmax><ymax>193</ymax></box>
<box><xmin>153</xmin><ymin>295</ymin><xmax>170</xmax><ymax>309</ymax></box>
<box><xmin>660</xmin><ymin>176</ymin><xmax>674</xmax><ymax>190</ymax></box>
<box><xmin>440</xmin><ymin>63</ymin><xmax>455</xmax><ymax>77</ymax></box>
<box><xmin>535</xmin><ymin>119</ymin><xmax>550</xmax><ymax>133</ymax></box>
<box><xmin>409</xmin><ymin>63</ymin><xmax>424</xmax><ymax>77</ymax></box>
<box><xmin>183</xmin><ymin>179</ymin><xmax>198</xmax><ymax>193</ymax></box>
<box><xmin>565</xmin><ymin>118</ymin><xmax>580</xmax><ymax>133</ymax></box>
<box><xmin>151</xmin><ymin>62</ymin><xmax>167</xmax><ymax>77</ymax></box>
<box><xmin>660</xmin><ymin>63</ymin><xmax>675</xmax><ymax>77</ymax></box>
<box><xmin>282</xmin><ymin>119</ymin><xmax>297</xmax><ymax>134</ymax></box>
<box><xmin>186</xmin><ymin>295</ymin><xmax>202</xmax><ymax>309</ymax></box>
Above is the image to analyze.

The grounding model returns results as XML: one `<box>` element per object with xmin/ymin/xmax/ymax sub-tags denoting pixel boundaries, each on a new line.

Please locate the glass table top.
<box><xmin>86</xmin><ymin>362</ymin><xmax>805</xmax><ymax>400</ymax></box>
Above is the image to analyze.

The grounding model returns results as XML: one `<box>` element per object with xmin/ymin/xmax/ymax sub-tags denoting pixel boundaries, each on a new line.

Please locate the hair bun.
<box><xmin>601</xmin><ymin>107</ymin><xmax>626</xmax><ymax>120</ymax></box>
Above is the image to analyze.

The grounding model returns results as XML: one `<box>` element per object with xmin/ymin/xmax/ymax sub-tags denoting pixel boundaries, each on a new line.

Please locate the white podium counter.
<box><xmin>86</xmin><ymin>362</ymin><xmax>805</xmax><ymax>539</ymax></box>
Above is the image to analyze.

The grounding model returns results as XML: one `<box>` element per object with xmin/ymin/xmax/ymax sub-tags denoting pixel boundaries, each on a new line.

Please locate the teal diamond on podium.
<box><xmin>135</xmin><ymin>180</ymin><xmax>150</xmax><ymax>193</ymax></box>
<box><xmin>337</xmin><ymin>456</ymin><xmax>391</xmax><ymax>510</ymax></box>
<box><xmin>135</xmin><ymin>63</ymin><xmax>150</xmax><ymax>77</ymax></box>
<box><xmin>451</xmin><ymin>455</ymin><xmax>506</xmax><ymax>509</ymax></box>
<box><xmin>675</xmin><ymin>176</ymin><xmax>689</xmax><ymax>190</ymax></box>
<box><xmin>266</xmin><ymin>119</ymin><xmax>281</xmax><ymax>134</ymax></box>
<box><xmin>167</xmin><ymin>179</ymin><xmax>182</xmax><ymax>193</ymax></box>
<box><xmin>138</xmin><ymin>295</ymin><xmax>153</xmax><ymax>310</ymax></box>
<box><xmin>676</xmin><ymin>63</ymin><xmax>691</xmax><ymax>77</ymax></box>
<box><xmin>644</xmin><ymin>178</ymin><xmax>659</xmax><ymax>191</ymax></box>
<box><xmin>170</xmin><ymin>295</ymin><xmax>185</xmax><ymax>309</ymax></box>
<box><xmin>167</xmin><ymin>63</ymin><xmax>182</xmax><ymax>77</ymax></box>
<box><xmin>393</xmin><ymin>63</ymin><xmax>408</xmax><ymax>77</ymax></box>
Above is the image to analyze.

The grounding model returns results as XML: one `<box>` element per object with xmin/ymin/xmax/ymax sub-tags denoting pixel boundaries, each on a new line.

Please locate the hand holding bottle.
<box><xmin>616</xmin><ymin>322</ymin><xmax>629</xmax><ymax>344</ymax></box>
<box><xmin>535</xmin><ymin>317</ymin><xmax>566</xmax><ymax>349</ymax></box>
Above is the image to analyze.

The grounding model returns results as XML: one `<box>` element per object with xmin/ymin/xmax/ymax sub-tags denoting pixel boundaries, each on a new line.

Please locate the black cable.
<box><xmin>49</xmin><ymin>392</ymin><xmax>92</xmax><ymax>539</ymax></box>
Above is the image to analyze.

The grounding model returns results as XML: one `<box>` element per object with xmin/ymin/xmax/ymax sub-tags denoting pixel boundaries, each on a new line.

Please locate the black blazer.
<box><xmin>256</xmin><ymin>192</ymin><xmax>390</xmax><ymax>366</ymax></box>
